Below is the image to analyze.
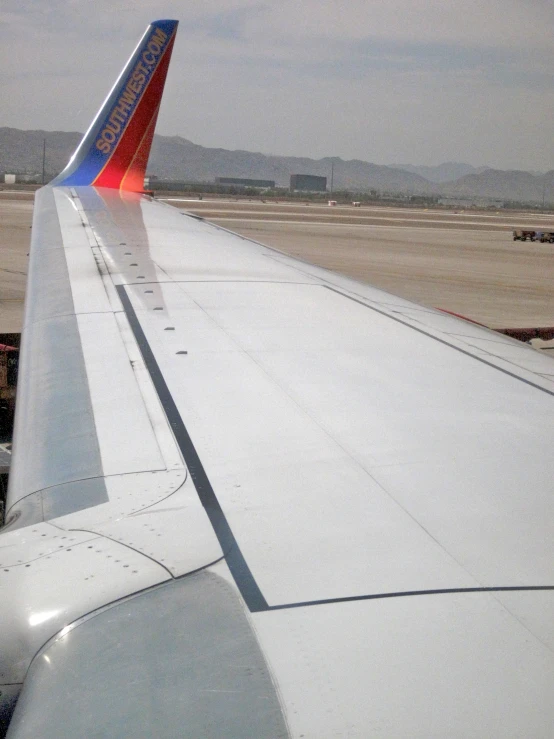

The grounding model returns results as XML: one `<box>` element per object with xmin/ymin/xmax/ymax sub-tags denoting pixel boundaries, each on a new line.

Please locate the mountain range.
<box><xmin>1</xmin><ymin>127</ymin><xmax>553</xmax><ymax>204</ymax></box>
<box><xmin>388</xmin><ymin>162</ymin><xmax>490</xmax><ymax>183</ymax></box>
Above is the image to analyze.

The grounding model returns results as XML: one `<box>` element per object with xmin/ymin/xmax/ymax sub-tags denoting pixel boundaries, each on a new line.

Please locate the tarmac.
<box><xmin>1</xmin><ymin>191</ymin><xmax>553</xmax><ymax>339</ymax></box>
<box><xmin>0</xmin><ymin>192</ymin><xmax>31</xmax><ymax>333</ymax></box>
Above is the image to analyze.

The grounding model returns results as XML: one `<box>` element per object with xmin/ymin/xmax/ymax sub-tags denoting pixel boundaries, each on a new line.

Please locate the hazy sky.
<box><xmin>2</xmin><ymin>0</ymin><xmax>554</xmax><ymax>170</ymax></box>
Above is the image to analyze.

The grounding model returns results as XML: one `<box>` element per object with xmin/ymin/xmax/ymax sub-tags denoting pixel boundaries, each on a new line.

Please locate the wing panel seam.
<box><xmin>115</xmin><ymin>284</ymin><xmax>269</xmax><ymax>612</ymax></box>
<box><xmin>115</xmin><ymin>283</ymin><xmax>554</xmax><ymax>614</ymax></box>
<box><xmin>323</xmin><ymin>285</ymin><xmax>554</xmax><ymax>397</ymax></box>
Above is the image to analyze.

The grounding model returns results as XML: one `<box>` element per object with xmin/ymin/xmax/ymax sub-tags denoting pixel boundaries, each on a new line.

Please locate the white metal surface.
<box><xmin>0</xmin><ymin>522</ymin><xmax>170</xmax><ymax>685</ymax></box>
<box><xmin>76</xmin><ymin>311</ymin><xmax>166</xmax><ymax>476</ymax></box>
<box><xmin>2</xmin><ymin>183</ymin><xmax>554</xmax><ymax>737</ymax></box>
<box><xmin>123</xmin><ymin>276</ymin><xmax>553</xmax><ymax>601</ymax></box>
<box><xmin>252</xmin><ymin>587</ymin><xmax>554</xmax><ymax>738</ymax></box>
<box><xmin>54</xmin><ymin>189</ymin><xmax>113</xmax><ymax>315</ymax></box>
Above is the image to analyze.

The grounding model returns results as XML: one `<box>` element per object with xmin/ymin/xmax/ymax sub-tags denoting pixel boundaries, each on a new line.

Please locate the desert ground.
<box><xmin>1</xmin><ymin>191</ymin><xmax>553</xmax><ymax>340</ymax></box>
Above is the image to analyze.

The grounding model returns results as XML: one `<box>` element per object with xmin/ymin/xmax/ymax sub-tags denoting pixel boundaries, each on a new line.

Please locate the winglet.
<box><xmin>51</xmin><ymin>20</ymin><xmax>178</xmax><ymax>192</ymax></box>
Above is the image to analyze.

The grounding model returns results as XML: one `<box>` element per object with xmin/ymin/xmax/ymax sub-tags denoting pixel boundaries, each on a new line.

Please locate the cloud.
<box><xmin>183</xmin><ymin>4</ymin><xmax>269</xmax><ymax>41</ymax></box>
<box><xmin>247</xmin><ymin>0</ymin><xmax>554</xmax><ymax>49</ymax></box>
<box><xmin>1</xmin><ymin>0</ymin><xmax>554</xmax><ymax>170</ymax></box>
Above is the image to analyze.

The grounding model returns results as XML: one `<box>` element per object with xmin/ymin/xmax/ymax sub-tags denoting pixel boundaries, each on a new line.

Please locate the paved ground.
<box><xmin>1</xmin><ymin>192</ymin><xmax>553</xmax><ymax>338</ymax></box>
<box><xmin>0</xmin><ymin>193</ymin><xmax>32</xmax><ymax>333</ymax></box>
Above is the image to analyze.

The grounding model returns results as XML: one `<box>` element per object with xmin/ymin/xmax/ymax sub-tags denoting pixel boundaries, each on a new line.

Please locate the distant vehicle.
<box><xmin>513</xmin><ymin>229</ymin><xmax>554</xmax><ymax>242</ymax></box>
<box><xmin>513</xmin><ymin>229</ymin><xmax>537</xmax><ymax>241</ymax></box>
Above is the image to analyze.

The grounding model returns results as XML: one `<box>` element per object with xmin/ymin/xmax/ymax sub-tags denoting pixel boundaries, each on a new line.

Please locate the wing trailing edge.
<box><xmin>51</xmin><ymin>19</ymin><xmax>178</xmax><ymax>192</ymax></box>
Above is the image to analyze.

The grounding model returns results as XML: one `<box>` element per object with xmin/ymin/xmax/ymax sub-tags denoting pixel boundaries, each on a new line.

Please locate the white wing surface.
<box><xmin>1</xmin><ymin>20</ymin><xmax>554</xmax><ymax>739</ymax></box>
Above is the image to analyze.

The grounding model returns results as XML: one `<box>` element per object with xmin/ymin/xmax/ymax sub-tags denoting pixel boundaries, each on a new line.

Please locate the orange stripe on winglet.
<box><xmin>92</xmin><ymin>31</ymin><xmax>176</xmax><ymax>191</ymax></box>
<box><xmin>120</xmin><ymin>103</ymin><xmax>160</xmax><ymax>192</ymax></box>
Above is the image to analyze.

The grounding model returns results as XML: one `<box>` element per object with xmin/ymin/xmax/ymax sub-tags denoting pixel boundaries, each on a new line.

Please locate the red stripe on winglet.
<box><xmin>93</xmin><ymin>32</ymin><xmax>175</xmax><ymax>191</ymax></box>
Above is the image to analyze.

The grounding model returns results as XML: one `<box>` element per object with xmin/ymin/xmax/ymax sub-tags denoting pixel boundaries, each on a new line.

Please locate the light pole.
<box><xmin>41</xmin><ymin>139</ymin><xmax>46</xmax><ymax>184</ymax></box>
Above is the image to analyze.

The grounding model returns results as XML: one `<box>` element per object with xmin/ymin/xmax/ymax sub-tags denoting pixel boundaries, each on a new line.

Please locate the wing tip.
<box><xmin>51</xmin><ymin>20</ymin><xmax>178</xmax><ymax>192</ymax></box>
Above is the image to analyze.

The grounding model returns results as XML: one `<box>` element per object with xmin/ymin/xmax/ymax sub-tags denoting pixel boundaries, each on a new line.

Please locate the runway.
<box><xmin>1</xmin><ymin>192</ymin><xmax>553</xmax><ymax>337</ymax></box>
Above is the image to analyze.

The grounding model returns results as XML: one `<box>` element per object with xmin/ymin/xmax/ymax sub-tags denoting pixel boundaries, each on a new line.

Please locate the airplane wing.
<box><xmin>1</xmin><ymin>19</ymin><xmax>554</xmax><ymax>738</ymax></box>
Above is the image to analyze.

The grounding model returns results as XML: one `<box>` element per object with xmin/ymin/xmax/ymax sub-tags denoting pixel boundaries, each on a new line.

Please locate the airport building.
<box><xmin>215</xmin><ymin>177</ymin><xmax>275</xmax><ymax>188</ymax></box>
<box><xmin>290</xmin><ymin>174</ymin><xmax>327</xmax><ymax>192</ymax></box>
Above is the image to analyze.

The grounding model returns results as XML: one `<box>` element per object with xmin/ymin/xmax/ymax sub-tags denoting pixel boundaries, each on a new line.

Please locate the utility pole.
<box><xmin>330</xmin><ymin>160</ymin><xmax>334</xmax><ymax>197</ymax></box>
<box><xmin>41</xmin><ymin>139</ymin><xmax>46</xmax><ymax>184</ymax></box>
